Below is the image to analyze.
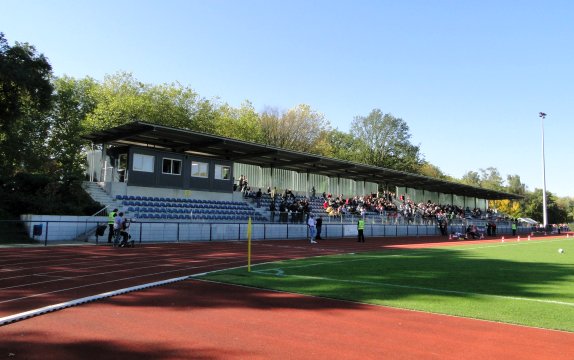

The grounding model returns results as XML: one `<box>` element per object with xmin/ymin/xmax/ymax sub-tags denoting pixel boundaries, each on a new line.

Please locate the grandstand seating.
<box><xmin>116</xmin><ymin>195</ymin><xmax>267</xmax><ymax>222</ymax></box>
<box><xmin>255</xmin><ymin>193</ymin><xmax>385</xmax><ymax>223</ymax></box>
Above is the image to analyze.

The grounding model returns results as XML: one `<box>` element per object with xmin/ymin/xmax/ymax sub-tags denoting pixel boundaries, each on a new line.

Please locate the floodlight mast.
<box><xmin>539</xmin><ymin>112</ymin><xmax>548</xmax><ymax>228</ymax></box>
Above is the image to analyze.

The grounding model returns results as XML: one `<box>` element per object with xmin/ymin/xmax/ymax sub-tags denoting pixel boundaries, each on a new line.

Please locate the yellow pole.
<box><xmin>247</xmin><ymin>217</ymin><xmax>252</xmax><ymax>272</ymax></box>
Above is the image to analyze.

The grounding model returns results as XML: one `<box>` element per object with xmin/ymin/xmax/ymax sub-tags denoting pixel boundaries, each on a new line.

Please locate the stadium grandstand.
<box><xmin>78</xmin><ymin>121</ymin><xmax>523</xmax><ymax>235</ymax></box>
<box><xmin>18</xmin><ymin>121</ymin><xmax>532</xmax><ymax>244</ymax></box>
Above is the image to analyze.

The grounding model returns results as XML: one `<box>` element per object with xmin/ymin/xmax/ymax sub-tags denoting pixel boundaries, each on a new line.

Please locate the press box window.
<box><xmin>191</xmin><ymin>161</ymin><xmax>208</xmax><ymax>178</ymax></box>
<box><xmin>215</xmin><ymin>165</ymin><xmax>230</xmax><ymax>180</ymax></box>
<box><xmin>162</xmin><ymin>158</ymin><xmax>182</xmax><ymax>175</ymax></box>
<box><xmin>132</xmin><ymin>154</ymin><xmax>154</xmax><ymax>173</ymax></box>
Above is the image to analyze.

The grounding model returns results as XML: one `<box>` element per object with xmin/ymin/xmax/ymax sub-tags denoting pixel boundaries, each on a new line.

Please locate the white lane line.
<box><xmin>0</xmin><ymin>276</ymin><xmax>190</xmax><ymax>326</ymax></box>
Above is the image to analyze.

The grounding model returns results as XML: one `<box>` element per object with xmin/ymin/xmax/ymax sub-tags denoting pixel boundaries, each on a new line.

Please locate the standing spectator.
<box><xmin>107</xmin><ymin>208</ymin><xmax>118</xmax><ymax>244</ymax></box>
<box><xmin>238</xmin><ymin>175</ymin><xmax>245</xmax><ymax>191</ymax></box>
<box><xmin>308</xmin><ymin>214</ymin><xmax>317</xmax><ymax>243</ymax></box>
<box><xmin>113</xmin><ymin>211</ymin><xmax>124</xmax><ymax>247</ymax></box>
<box><xmin>269</xmin><ymin>200</ymin><xmax>276</xmax><ymax>222</ymax></box>
<box><xmin>242</xmin><ymin>177</ymin><xmax>249</xmax><ymax>194</ymax></box>
<box><xmin>311</xmin><ymin>186</ymin><xmax>316</xmax><ymax>198</ymax></box>
<box><xmin>438</xmin><ymin>219</ymin><xmax>447</xmax><ymax>236</ymax></box>
<box><xmin>316</xmin><ymin>215</ymin><xmax>323</xmax><ymax>240</ymax></box>
<box><xmin>256</xmin><ymin>188</ymin><xmax>262</xmax><ymax>207</ymax></box>
<box><xmin>357</xmin><ymin>217</ymin><xmax>365</xmax><ymax>242</ymax></box>
<box><xmin>512</xmin><ymin>220</ymin><xmax>517</xmax><ymax>236</ymax></box>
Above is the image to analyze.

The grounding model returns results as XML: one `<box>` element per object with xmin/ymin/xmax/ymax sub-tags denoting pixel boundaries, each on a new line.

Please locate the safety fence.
<box><xmin>0</xmin><ymin>219</ymin><xmax>530</xmax><ymax>246</ymax></box>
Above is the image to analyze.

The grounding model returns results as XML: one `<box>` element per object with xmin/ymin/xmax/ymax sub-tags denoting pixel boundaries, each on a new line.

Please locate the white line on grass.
<box><xmin>255</xmin><ymin>272</ymin><xmax>574</xmax><ymax>307</ymax></box>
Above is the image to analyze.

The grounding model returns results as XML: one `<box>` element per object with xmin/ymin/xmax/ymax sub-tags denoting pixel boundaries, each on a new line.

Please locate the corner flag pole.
<box><xmin>247</xmin><ymin>217</ymin><xmax>252</xmax><ymax>272</ymax></box>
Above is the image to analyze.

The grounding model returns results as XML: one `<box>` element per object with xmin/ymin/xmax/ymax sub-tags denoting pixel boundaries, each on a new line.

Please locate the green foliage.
<box><xmin>83</xmin><ymin>72</ymin><xmax>218</xmax><ymax>133</ymax></box>
<box><xmin>213</xmin><ymin>100</ymin><xmax>264</xmax><ymax>142</ymax></box>
<box><xmin>419</xmin><ymin>162</ymin><xmax>449</xmax><ymax>179</ymax></box>
<box><xmin>480</xmin><ymin>167</ymin><xmax>504</xmax><ymax>191</ymax></box>
<box><xmin>322</xmin><ymin>129</ymin><xmax>365</xmax><ymax>162</ymax></box>
<box><xmin>556</xmin><ymin>197</ymin><xmax>574</xmax><ymax>223</ymax></box>
<box><xmin>0</xmin><ymin>173</ymin><xmax>102</xmax><ymax>219</ymax></box>
<box><xmin>460</xmin><ymin>170</ymin><xmax>481</xmax><ymax>186</ymax></box>
<box><xmin>523</xmin><ymin>189</ymin><xmax>569</xmax><ymax>224</ymax></box>
<box><xmin>50</xmin><ymin>76</ymin><xmax>98</xmax><ymax>183</ymax></box>
<box><xmin>350</xmin><ymin>109</ymin><xmax>423</xmax><ymax>173</ymax></box>
<box><xmin>259</xmin><ymin>104</ymin><xmax>331</xmax><ymax>153</ymax></box>
<box><xmin>0</xmin><ymin>33</ymin><xmax>54</xmax><ymax>177</ymax></box>
<box><xmin>507</xmin><ymin>174</ymin><xmax>527</xmax><ymax>195</ymax></box>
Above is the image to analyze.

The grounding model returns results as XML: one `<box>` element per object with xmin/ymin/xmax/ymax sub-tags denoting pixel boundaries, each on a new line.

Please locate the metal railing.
<box><xmin>0</xmin><ymin>219</ymin><xmax>534</xmax><ymax>246</ymax></box>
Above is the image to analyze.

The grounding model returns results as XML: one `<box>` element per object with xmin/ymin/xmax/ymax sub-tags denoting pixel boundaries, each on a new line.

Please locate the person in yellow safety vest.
<box><xmin>357</xmin><ymin>218</ymin><xmax>365</xmax><ymax>243</ymax></box>
<box><xmin>512</xmin><ymin>221</ymin><xmax>517</xmax><ymax>236</ymax></box>
<box><xmin>107</xmin><ymin>208</ymin><xmax>118</xmax><ymax>243</ymax></box>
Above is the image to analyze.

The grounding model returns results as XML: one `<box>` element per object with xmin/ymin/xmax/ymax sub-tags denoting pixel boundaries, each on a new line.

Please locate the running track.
<box><xmin>1</xmin><ymin>236</ymin><xmax>573</xmax><ymax>359</ymax></box>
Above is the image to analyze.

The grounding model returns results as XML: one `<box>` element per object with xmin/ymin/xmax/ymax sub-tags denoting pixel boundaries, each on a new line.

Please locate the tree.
<box><xmin>555</xmin><ymin>197</ymin><xmax>574</xmax><ymax>224</ymax></box>
<box><xmin>480</xmin><ymin>167</ymin><xmax>504</xmax><ymax>191</ymax></box>
<box><xmin>489</xmin><ymin>199</ymin><xmax>522</xmax><ymax>218</ymax></box>
<box><xmin>49</xmin><ymin>76</ymin><xmax>98</xmax><ymax>183</ymax></box>
<box><xmin>322</xmin><ymin>129</ymin><xmax>365</xmax><ymax>162</ymax></box>
<box><xmin>83</xmin><ymin>72</ymin><xmax>217</xmax><ymax>134</ymax></box>
<box><xmin>419</xmin><ymin>162</ymin><xmax>449</xmax><ymax>180</ymax></box>
<box><xmin>523</xmin><ymin>189</ymin><xmax>568</xmax><ymax>224</ymax></box>
<box><xmin>213</xmin><ymin>100</ymin><xmax>263</xmax><ymax>143</ymax></box>
<box><xmin>259</xmin><ymin>104</ymin><xmax>331</xmax><ymax>153</ymax></box>
<box><xmin>460</xmin><ymin>171</ymin><xmax>481</xmax><ymax>187</ymax></box>
<box><xmin>506</xmin><ymin>174</ymin><xmax>527</xmax><ymax>195</ymax></box>
<box><xmin>0</xmin><ymin>33</ymin><xmax>54</xmax><ymax>177</ymax></box>
<box><xmin>350</xmin><ymin>109</ymin><xmax>422</xmax><ymax>173</ymax></box>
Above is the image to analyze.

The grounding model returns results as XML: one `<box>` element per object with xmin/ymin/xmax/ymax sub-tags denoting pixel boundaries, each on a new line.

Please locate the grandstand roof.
<box><xmin>84</xmin><ymin>121</ymin><xmax>522</xmax><ymax>200</ymax></box>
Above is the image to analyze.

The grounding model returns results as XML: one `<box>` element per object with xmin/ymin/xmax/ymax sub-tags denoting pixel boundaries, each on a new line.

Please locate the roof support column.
<box><xmin>101</xmin><ymin>142</ymin><xmax>107</xmax><ymax>183</ymax></box>
<box><xmin>306</xmin><ymin>169</ymin><xmax>310</xmax><ymax>198</ymax></box>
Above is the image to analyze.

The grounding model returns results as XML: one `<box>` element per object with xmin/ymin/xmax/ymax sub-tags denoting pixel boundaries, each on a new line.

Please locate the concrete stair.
<box><xmin>82</xmin><ymin>181</ymin><xmax>122</xmax><ymax>215</ymax></box>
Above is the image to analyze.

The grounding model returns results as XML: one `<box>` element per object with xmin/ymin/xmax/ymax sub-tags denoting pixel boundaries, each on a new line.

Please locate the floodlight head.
<box><xmin>539</xmin><ymin>112</ymin><xmax>547</xmax><ymax>118</ymax></box>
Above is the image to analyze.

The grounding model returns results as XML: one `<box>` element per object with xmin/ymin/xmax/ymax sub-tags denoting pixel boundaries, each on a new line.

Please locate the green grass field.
<box><xmin>200</xmin><ymin>237</ymin><xmax>574</xmax><ymax>332</ymax></box>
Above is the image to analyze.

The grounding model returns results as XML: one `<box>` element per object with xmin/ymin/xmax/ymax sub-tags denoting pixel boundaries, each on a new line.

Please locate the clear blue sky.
<box><xmin>2</xmin><ymin>0</ymin><xmax>573</xmax><ymax>197</ymax></box>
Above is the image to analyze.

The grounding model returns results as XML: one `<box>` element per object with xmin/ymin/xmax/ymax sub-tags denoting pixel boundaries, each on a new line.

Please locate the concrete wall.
<box><xmin>19</xmin><ymin>215</ymin><xmax>527</xmax><ymax>244</ymax></box>
<box><xmin>20</xmin><ymin>214</ymin><xmax>108</xmax><ymax>242</ymax></box>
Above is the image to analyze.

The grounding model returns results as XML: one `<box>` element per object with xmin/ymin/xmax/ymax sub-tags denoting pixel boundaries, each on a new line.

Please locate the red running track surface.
<box><xmin>1</xmin><ymin>235</ymin><xmax>573</xmax><ymax>359</ymax></box>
